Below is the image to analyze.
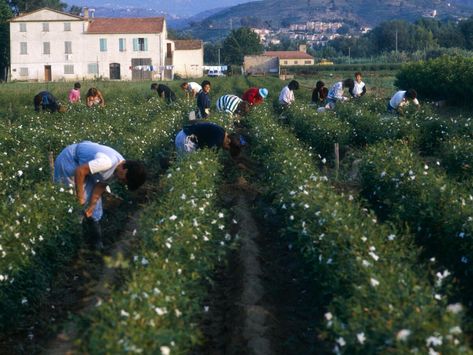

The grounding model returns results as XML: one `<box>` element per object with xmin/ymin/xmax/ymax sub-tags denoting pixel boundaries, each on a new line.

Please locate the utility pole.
<box><xmin>218</xmin><ymin>47</ymin><xmax>221</xmax><ymax>66</ymax></box>
<box><xmin>348</xmin><ymin>47</ymin><xmax>351</xmax><ymax>64</ymax></box>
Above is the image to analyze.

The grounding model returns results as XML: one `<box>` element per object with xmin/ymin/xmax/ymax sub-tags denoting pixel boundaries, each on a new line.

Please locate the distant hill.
<box><xmin>192</xmin><ymin>0</ymin><xmax>473</xmax><ymax>30</ymax></box>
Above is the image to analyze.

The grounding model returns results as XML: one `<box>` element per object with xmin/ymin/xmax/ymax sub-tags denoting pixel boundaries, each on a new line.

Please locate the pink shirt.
<box><xmin>68</xmin><ymin>89</ymin><xmax>81</xmax><ymax>103</ymax></box>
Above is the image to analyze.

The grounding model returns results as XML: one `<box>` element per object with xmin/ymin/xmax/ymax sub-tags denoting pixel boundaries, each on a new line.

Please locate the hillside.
<box><xmin>193</xmin><ymin>0</ymin><xmax>473</xmax><ymax>30</ymax></box>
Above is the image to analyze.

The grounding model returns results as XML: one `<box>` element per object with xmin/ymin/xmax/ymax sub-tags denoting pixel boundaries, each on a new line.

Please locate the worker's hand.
<box><xmin>205</xmin><ymin>108</ymin><xmax>210</xmax><ymax>114</ymax></box>
<box><xmin>84</xmin><ymin>207</ymin><xmax>94</xmax><ymax>218</ymax></box>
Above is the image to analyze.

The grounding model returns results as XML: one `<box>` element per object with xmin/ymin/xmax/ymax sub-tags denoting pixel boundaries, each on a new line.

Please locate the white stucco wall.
<box><xmin>9</xmin><ymin>9</ymin><xmax>173</xmax><ymax>82</ymax></box>
<box><xmin>173</xmin><ymin>48</ymin><xmax>203</xmax><ymax>78</ymax></box>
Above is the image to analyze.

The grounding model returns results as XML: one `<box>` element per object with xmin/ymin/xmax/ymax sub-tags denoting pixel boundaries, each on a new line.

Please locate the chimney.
<box><xmin>299</xmin><ymin>44</ymin><xmax>307</xmax><ymax>53</ymax></box>
<box><xmin>83</xmin><ymin>7</ymin><xmax>89</xmax><ymax>19</ymax></box>
<box><xmin>90</xmin><ymin>8</ymin><xmax>95</xmax><ymax>18</ymax></box>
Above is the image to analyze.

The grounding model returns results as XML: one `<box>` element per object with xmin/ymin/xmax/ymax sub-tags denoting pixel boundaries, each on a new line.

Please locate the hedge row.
<box><xmin>283</xmin><ymin>63</ymin><xmax>402</xmax><ymax>75</ymax></box>
<box><xmin>395</xmin><ymin>55</ymin><xmax>473</xmax><ymax>106</ymax></box>
<box><xmin>81</xmin><ymin>150</ymin><xmax>232</xmax><ymax>354</ymax></box>
<box><xmin>358</xmin><ymin>141</ymin><xmax>473</xmax><ymax>305</ymax></box>
<box><xmin>247</xmin><ymin>105</ymin><xmax>469</xmax><ymax>353</ymax></box>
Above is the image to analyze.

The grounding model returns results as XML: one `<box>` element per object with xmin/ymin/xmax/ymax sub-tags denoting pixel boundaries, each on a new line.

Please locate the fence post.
<box><xmin>334</xmin><ymin>143</ymin><xmax>340</xmax><ymax>180</ymax></box>
<box><xmin>48</xmin><ymin>151</ymin><xmax>55</xmax><ymax>182</ymax></box>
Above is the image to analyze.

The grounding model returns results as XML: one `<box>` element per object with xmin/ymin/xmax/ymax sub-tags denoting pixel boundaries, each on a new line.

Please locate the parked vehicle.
<box><xmin>208</xmin><ymin>69</ymin><xmax>225</xmax><ymax>77</ymax></box>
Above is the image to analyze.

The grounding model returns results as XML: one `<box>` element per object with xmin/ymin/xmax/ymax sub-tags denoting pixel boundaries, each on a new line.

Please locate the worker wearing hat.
<box><xmin>242</xmin><ymin>87</ymin><xmax>268</xmax><ymax>106</ymax></box>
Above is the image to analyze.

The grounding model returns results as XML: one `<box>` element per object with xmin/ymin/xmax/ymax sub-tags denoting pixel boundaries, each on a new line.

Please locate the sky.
<box><xmin>66</xmin><ymin>0</ymin><xmax>252</xmax><ymax>17</ymax></box>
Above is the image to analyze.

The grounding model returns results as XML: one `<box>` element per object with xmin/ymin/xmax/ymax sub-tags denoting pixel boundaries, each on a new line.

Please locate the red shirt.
<box><xmin>242</xmin><ymin>87</ymin><xmax>264</xmax><ymax>106</ymax></box>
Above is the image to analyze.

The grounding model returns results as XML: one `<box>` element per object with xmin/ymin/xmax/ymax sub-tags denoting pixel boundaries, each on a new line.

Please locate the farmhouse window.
<box><xmin>88</xmin><ymin>63</ymin><xmax>98</xmax><ymax>74</ymax></box>
<box><xmin>42</xmin><ymin>23</ymin><xmax>49</xmax><ymax>32</ymax></box>
<box><xmin>19</xmin><ymin>23</ymin><xmax>26</xmax><ymax>32</ymax></box>
<box><xmin>19</xmin><ymin>67</ymin><xmax>28</xmax><ymax>76</ymax></box>
<box><xmin>20</xmin><ymin>42</ymin><xmax>27</xmax><ymax>55</ymax></box>
<box><xmin>64</xmin><ymin>65</ymin><xmax>74</xmax><ymax>74</ymax></box>
<box><xmin>119</xmin><ymin>38</ymin><xmax>126</xmax><ymax>52</ymax></box>
<box><xmin>133</xmin><ymin>38</ymin><xmax>148</xmax><ymax>51</ymax></box>
<box><xmin>304</xmin><ymin>60</ymin><xmax>311</xmax><ymax>64</ymax></box>
<box><xmin>43</xmin><ymin>42</ymin><xmax>50</xmax><ymax>55</ymax></box>
<box><xmin>64</xmin><ymin>22</ymin><xmax>71</xmax><ymax>31</ymax></box>
<box><xmin>100</xmin><ymin>38</ymin><xmax>107</xmax><ymax>52</ymax></box>
<box><xmin>65</xmin><ymin>41</ymin><xmax>72</xmax><ymax>54</ymax></box>
<box><xmin>283</xmin><ymin>60</ymin><xmax>288</xmax><ymax>64</ymax></box>
<box><xmin>294</xmin><ymin>61</ymin><xmax>298</xmax><ymax>64</ymax></box>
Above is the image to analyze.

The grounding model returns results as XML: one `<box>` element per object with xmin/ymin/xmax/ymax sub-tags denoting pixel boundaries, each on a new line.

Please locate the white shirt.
<box><xmin>279</xmin><ymin>86</ymin><xmax>294</xmax><ymax>105</ymax></box>
<box><xmin>390</xmin><ymin>90</ymin><xmax>419</xmax><ymax>109</ymax></box>
<box><xmin>353</xmin><ymin>81</ymin><xmax>365</xmax><ymax>96</ymax></box>
<box><xmin>88</xmin><ymin>152</ymin><xmax>122</xmax><ymax>181</ymax></box>
<box><xmin>187</xmin><ymin>82</ymin><xmax>202</xmax><ymax>94</ymax></box>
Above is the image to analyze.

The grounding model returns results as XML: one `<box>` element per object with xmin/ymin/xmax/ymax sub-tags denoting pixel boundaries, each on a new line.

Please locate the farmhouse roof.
<box><xmin>86</xmin><ymin>17</ymin><xmax>165</xmax><ymax>34</ymax></box>
<box><xmin>174</xmin><ymin>40</ymin><xmax>203</xmax><ymax>50</ymax></box>
<box><xmin>264</xmin><ymin>51</ymin><xmax>314</xmax><ymax>60</ymax></box>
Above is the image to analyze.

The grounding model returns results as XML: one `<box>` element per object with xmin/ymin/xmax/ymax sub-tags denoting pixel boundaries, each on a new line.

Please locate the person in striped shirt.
<box><xmin>216</xmin><ymin>94</ymin><xmax>250</xmax><ymax>117</ymax></box>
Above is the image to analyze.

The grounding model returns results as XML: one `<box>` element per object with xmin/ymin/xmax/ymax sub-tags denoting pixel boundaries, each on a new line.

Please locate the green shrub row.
<box><xmin>438</xmin><ymin>136</ymin><xmax>473</xmax><ymax>180</ymax></box>
<box><xmin>81</xmin><ymin>150</ymin><xmax>231</xmax><ymax>354</ymax></box>
<box><xmin>395</xmin><ymin>55</ymin><xmax>473</xmax><ymax>106</ymax></box>
<box><xmin>283</xmin><ymin>63</ymin><xmax>402</xmax><ymax>75</ymax></box>
<box><xmin>0</xmin><ymin>184</ymin><xmax>80</xmax><ymax>332</ymax></box>
<box><xmin>0</xmin><ymin>99</ymin><xmax>188</xmax><ymax>336</ymax></box>
<box><xmin>247</xmin><ymin>105</ymin><xmax>470</xmax><ymax>353</ymax></box>
<box><xmin>358</xmin><ymin>141</ymin><xmax>473</xmax><ymax>305</ymax></box>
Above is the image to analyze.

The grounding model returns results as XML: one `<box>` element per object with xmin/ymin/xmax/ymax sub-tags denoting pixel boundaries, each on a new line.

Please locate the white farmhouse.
<box><xmin>9</xmin><ymin>7</ymin><xmax>203</xmax><ymax>81</ymax></box>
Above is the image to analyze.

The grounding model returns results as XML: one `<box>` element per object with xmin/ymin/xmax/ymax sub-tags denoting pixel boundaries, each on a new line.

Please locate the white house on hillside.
<box><xmin>9</xmin><ymin>7</ymin><xmax>203</xmax><ymax>81</ymax></box>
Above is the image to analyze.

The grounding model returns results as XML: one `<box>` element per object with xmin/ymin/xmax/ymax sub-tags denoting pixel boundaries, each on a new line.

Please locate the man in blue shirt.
<box><xmin>175</xmin><ymin>122</ymin><xmax>241</xmax><ymax>157</ymax></box>
<box><xmin>34</xmin><ymin>91</ymin><xmax>66</xmax><ymax>113</ymax></box>
<box><xmin>54</xmin><ymin>141</ymin><xmax>146</xmax><ymax>249</ymax></box>
<box><xmin>196</xmin><ymin>80</ymin><xmax>211</xmax><ymax>119</ymax></box>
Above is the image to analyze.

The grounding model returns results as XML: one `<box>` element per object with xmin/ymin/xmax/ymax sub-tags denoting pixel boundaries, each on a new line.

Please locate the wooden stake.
<box><xmin>334</xmin><ymin>143</ymin><xmax>340</xmax><ymax>180</ymax></box>
<box><xmin>48</xmin><ymin>151</ymin><xmax>54</xmax><ymax>182</ymax></box>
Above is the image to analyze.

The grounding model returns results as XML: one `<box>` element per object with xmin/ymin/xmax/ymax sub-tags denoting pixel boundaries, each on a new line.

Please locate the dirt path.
<box><xmin>42</xmin><ymin>212</ymin><xmax>139</xmax><ymax>355</ymax></box>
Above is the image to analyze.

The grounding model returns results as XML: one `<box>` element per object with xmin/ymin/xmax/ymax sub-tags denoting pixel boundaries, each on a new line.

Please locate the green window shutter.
<box><xmin>133</xmin><ymin>38</ymin><xmax>138</xmax><ymax>51</ymax></box>
<box><xmin>144</xmin><ymin>38</ymin><xmax>148</xmax><ymax>51</ymax></box>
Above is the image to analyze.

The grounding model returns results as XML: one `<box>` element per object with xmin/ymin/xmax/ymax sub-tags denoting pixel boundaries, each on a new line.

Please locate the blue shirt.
<box><xmin>196</xmin><ymin>90</ymin><xmax>211</xmax><ymax>118</ymax></box>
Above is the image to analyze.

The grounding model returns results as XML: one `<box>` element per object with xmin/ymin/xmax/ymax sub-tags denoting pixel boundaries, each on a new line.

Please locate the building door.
<box><xmin>131</xmin><ymin>58</ymin><xmax>152</xmax><ymax>80</ymax></box>
<box><xmin>44</xmin><ymin>65</ymin><xmax>51</xmax><ymax>82</ymax></box>
<box><xmin>109</xmin><ymin>63</ymin><xmax>121</xmax><ymax>80</ymax></box>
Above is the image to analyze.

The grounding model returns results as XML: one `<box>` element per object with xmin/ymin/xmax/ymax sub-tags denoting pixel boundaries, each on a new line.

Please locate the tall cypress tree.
<box><xmin>0</xmin><ymin>0</ymin><xmax>12</xmax><ymax>81</ymax></box>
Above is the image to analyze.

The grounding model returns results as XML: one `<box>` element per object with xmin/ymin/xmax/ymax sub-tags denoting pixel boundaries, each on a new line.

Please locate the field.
<box><xmin>1</xmin><ymin>72</ymin><xmax>473</xmax><ymax>354</ymax></box>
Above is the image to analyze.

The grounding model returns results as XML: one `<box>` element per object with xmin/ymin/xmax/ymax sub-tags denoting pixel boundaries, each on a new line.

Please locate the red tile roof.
<box><xmin>264</xmin><ymin>51</ymin><xmax>314</xmax><ymax>60</ymax></box>
<box><xmin>87</xmin><ymin>18</ymin><xmax>164</xmax><ymax>34</ymax></box>
<box><xmin>174</xmin><ymin>40</ymin><xmax>203</xmax><ymax>50</ymax></box>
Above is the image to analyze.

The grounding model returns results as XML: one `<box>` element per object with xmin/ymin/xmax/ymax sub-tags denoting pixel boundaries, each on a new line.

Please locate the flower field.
<box><xmin>1</xmin><ymin>73</ymin><xmax>473</xmax><ymax>354</ymax></box>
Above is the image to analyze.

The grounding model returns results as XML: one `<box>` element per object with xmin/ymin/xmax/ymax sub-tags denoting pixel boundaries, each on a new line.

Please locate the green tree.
<box><xmin>204</xmin><ymin>42</ymin><xmax>221</xmax><ymax>64</ymax></box>
<box><xmin>7</xmin><ymin>0</ymin><xmax>67</xmax><ymax>15</ymax></box>
<box><xmin>221</xmin><ymin>27</ymin><xmax>263</xmax><ymax>65</ymax></box>
<box><xmin>460</xmin><ymin>17</ymin><xmax>473</xmax><ymax>50</ymax></box>
<box><xmin>0</xmin><ymin>0</ymin><xmax>12</xmax><ymax>81</ymax></box>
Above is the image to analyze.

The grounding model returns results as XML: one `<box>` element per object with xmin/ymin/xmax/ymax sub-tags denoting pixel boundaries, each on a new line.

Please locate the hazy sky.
<box><xmin>67</xmin><ymin>0</ymin><xmax>252</xmax><ymax>16</ymax></box>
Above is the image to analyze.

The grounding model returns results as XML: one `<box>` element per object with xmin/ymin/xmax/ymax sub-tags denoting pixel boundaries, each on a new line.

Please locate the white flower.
<box><xmin>380</xmin><ymin>171</ymin><xmax>386</xmax><ymax>177</ymax></box>
<box><xmin>426</xmin><ymin>335</ymin><xmax>443</xmax><ymax>347</ymax></box>
<box><xmin>428</xmin><ymin>348</ymin><xmax>440</xmax><ymax>355</ymax></box>
<box><xmin>369</xmin><ymin>251</ymin><xmax>379</xmax><ymax>261</ymax></box>
<box><xmin>447</xmin><ymin>303</ymin><xmax>463</xmax><ymax>314</ymax></box>
<box><xmin>155</xmin><ymin>307</ymin><xmax>166</xmax><ymax>315</ymax></box>
<box><xmin>160</xmin><ymin>346</ymin><xmax>171</xmax><ymax>355</ymax></box>
<box><xmin>120</xmin><ymin>309</ymin><xmax>129</xmax><ymax>317</ymax></box>
<box><xmin>336</xmin><ymin>337</ymin><xmax>346</xmax><ymax>347</ymax></box>
<box><xmin>449</xmin><ymin>326</ymin><xmax>462</xmax><ymax>334</ymax></box>
<box><xmin>370</xmin><ymin>278</ymin><xmax>380</xmax><ymax>287</ymax></box>
<box><xmin>396</xmin><ymin>329</ymin><xmax>411</xmax><ymax>342</ymax></box>
<box><xmin>324</xmin><ymin>312</ymin><xmax>333</xmax><ymax>321</ymax></box>
<box><xmin>17</xmin><ymin>170</ymin><xmax>23</xmax><ymax>177</ymax></box>
<box><xmin>362</xmin><ymin>260</ymin><xmax>371</xmax><ymax>267</ymax></box>
<box><xmin>387</xmin><ymin>234</ymin><xmax>396</xmax><ymax>240</ymax></box>
<box><xmin>357</xmin><ymin>332</ymin><xmax>366</xmax><ymax>344</ymax></box>
<box><xmin>218</xmin><ymin>212</ymin><xmax>224</xmax><ymax>218</ymax></box>
<box><xmin>169</xmin><ymin>215</ymin><xmax>177</xmax><ymax>221</ymax></box>
<box><xmin>434</xmin><ymin>294</ymin><xmax>442</xmax><ymax>300</ymax></box>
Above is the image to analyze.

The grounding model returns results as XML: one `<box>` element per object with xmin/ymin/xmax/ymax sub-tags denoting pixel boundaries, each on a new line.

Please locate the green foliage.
<box><xmin>359</xmin><ymin>141</ymin><xmax>473</xmax><ymax>309</ymax></box>
<box><xmin>221</xmin><ymin>27</ymin><xmax>263</xmax><ymax>65</ymax></box>
<box><xmin>395</xmin><ymin>55</ymin><xmax>473</xmax><ymax>106</ymax></box>
<box><xmin>247</xmin><ymin>105</ymin><xmax>470</xmax><ymax>353</ymax></box>
<box><xmin>81</xmin><ymin>150</ymin><xmax>230</xmax><ymax>353</ymax></box>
